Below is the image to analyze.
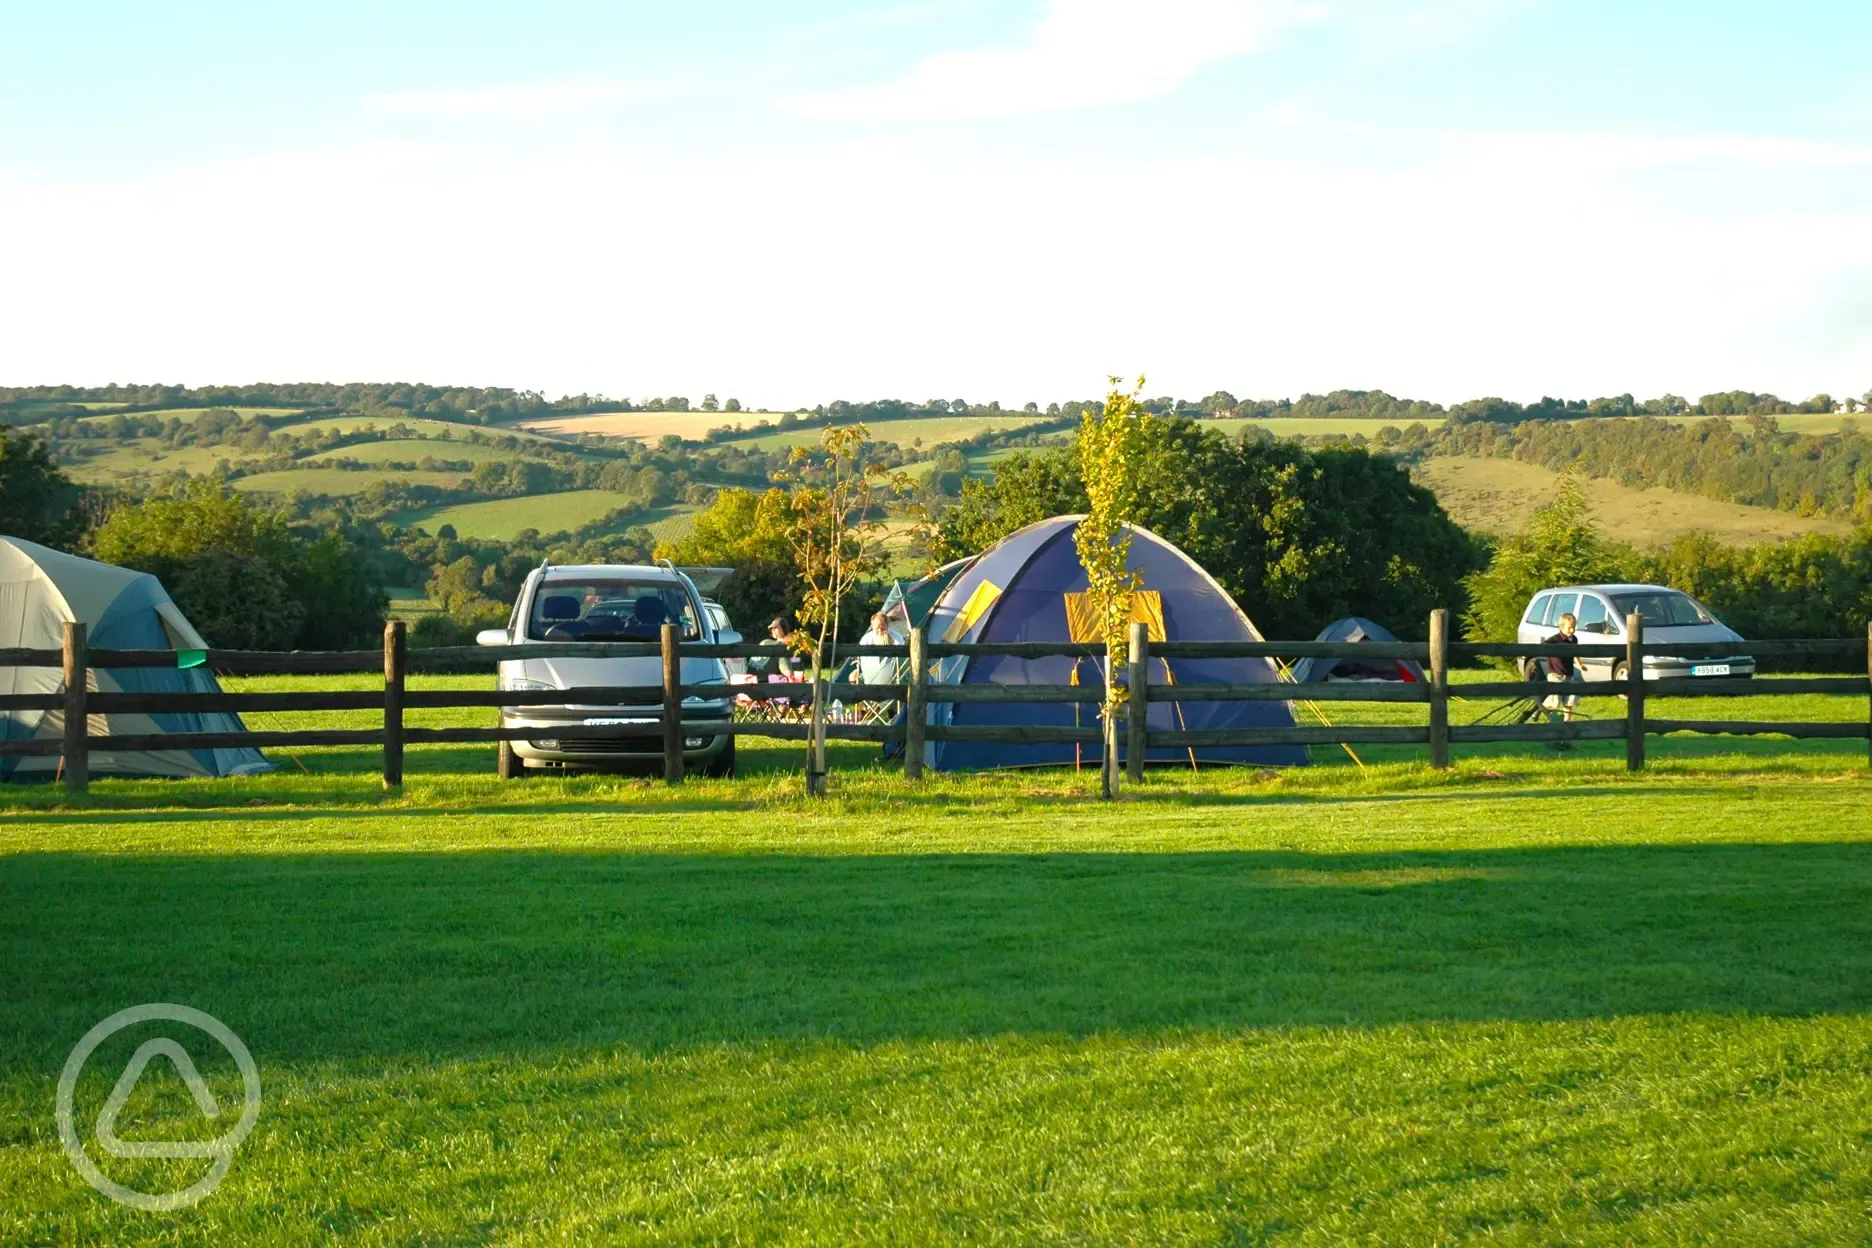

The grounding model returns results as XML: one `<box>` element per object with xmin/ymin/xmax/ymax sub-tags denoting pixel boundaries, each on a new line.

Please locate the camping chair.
<box><xmin>734</xmin><ymin>673</ymin><xmax>810</xmax><ymax>724</ymax></box>
<box><xmin>846</xmin><ymin>654</ymin><xmax>906</xmax><ymax>727</ymax></box>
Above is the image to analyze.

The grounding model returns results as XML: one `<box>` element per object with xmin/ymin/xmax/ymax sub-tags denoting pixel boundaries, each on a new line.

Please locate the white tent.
<box><xmin>0</xmin><ymin>536</ymin><xmax>271</xmax><ymax>779</ymax></box>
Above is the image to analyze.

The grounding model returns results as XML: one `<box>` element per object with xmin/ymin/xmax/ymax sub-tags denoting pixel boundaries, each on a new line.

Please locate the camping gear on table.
<box><xmin>1290</xmin><ymin>617</ymin><xmax>1426</xmax><ymax>684</ymax></box>
<box><xmin>905</xmin><ymin>515</ymin><xmax>1306</xmax><ymax>772</ymax></box>
<box><xmin>0</xmin><ymin>536</ymin><xmax>272</xmax><ymax>780</ymax></box>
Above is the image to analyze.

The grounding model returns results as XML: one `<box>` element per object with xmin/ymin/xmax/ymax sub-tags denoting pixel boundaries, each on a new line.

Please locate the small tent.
<box><xmin>878</xmin><ymin>558</ymin><xmax>973</xmax><ymax>634</ymax></box>
<box><xmin>911</xmin><ymin>516</ymin><xmax>1306</xmax><ymax>771</ymax></box>
<box><xmin>1289</xmin><ymin>617</ymin><xmax>1425</xmax><ymax>684</ymax></box>
<box><xmin>0</xmin><ymin>537</ymin><xmax>272</xmax><ymax>780</ymax></box>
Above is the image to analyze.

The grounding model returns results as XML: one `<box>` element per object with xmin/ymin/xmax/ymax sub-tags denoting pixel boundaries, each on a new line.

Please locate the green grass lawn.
<box><xmin>294</xmin><ymin>437</ymin><xmax>522</xmax><ymax>465</ymax></box>
<box><xmin>232</xmin><ymin>466</ymin><xmax>472</xmax><ymax>495</ymax></box>
<box><xmin>3</xmin><ymin>673</ymin><xmax>1869</xmax><ymax>1244</ymax></box>
<box><xmin>396</xmin><ymin>491</ymin><xmax>685</xmax><ymax>540</ymax></box>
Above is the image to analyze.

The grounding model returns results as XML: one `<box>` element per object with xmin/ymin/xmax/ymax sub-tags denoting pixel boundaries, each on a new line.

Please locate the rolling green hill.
<box><xmin>397</xmin><ymin>492</ymin><xmax>697</xmax><ymax>540</ymax></box>
<box><xmin>1413</xmin><ymin>456</ymin><xmax>1853</xmax><ymax>547</ymax></box>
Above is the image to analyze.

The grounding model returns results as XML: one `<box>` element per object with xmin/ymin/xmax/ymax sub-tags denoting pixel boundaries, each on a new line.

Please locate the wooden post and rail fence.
<box><xmin>2</xmin><ymin>613</ymin><xmax>1868</xmax><ymax>796</ymax></box>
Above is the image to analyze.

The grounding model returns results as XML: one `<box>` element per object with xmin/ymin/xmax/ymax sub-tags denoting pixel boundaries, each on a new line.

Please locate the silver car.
<box><xmin>1516</xmin><ymin>583</ymin><xmax>1755</xmax><ymax>682</ymax></box>
<box><xmin>477</xmin><ymin>562</ymin><xmax>742</xmax><ymax>777</ymax></box>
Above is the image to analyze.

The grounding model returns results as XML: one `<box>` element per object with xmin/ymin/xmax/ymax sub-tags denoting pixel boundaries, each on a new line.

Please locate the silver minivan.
<box><xmin>477</xmin><ymin>562</ymin><xmax>741</xmax><ymax>777</ymax></box>
<box><xmin>1516</xmin><ymin>583</ymin><xmax>1755</xmax><ymax>682</ymax></box>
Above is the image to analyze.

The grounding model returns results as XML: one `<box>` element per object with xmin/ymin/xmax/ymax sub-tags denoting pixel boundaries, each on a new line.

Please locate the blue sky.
<box><xmin>2</xmin><ymin>1</ymin><xmax>1868</xmax><ymax>405</ymax></box>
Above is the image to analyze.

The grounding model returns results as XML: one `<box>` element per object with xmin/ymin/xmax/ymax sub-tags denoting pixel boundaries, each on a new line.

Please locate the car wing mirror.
<box><xmin>475</xmin><ymin>628</ymin><xmax>510</xmax><ymax>647</ymax></box>
<box><xmin>717</xmin><ymin>629</ymin><xmax>743</xmax><ymax>646</ymax></box>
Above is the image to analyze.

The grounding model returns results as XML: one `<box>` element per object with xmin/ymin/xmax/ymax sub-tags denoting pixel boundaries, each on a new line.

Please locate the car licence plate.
<box><xmin>583</xmin><ymin>717</ymin><xmax>655</xmax><ymax>726</ymax></box>
<box><xmin>1691</xmin><ymin>664</ymin><xmax>1731</xmax><ymax>677</ymax></box>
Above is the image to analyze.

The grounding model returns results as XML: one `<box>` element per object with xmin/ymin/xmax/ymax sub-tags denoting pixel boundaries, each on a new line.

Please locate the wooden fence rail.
<box><xmin>2</xmin><ymin>615</ymin><xmax>1867</xmax><ymax>795</ymax></box>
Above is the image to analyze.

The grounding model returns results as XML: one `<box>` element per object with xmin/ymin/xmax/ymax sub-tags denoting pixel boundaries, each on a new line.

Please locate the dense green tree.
<box><xmin>1460</xmin><ymin>471</ymin><xmax>1636</xmax><ymax>646</ymax></box>
<box><xmin>1641</xmin><ymin>529</ymin><xmax>1872</xmax><ymax>642</ymax></box>
<box><xmin>656</xmin><ymin>488</ymin><xmax>803</xmax><ymax>629</ymax></box>
<box><xmin>0</xmin><ymin>427</ymin><xmax>87</xmax><ymax>548</ymax></box>
<box><xmin>91</xmin><ymin>482</ymin><xmax>386</xmax><ymax>648</ymax></box>
<box><xmin>935</xmin><ymin>418</ymin><xmax>1483</xmax><ymax>638</ymax></box>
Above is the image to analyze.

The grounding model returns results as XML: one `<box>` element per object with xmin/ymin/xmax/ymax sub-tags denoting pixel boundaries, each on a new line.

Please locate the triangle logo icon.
<box><xmin>94</xmin><ymin>1038</ymin><xmax>224</xmax><ymax>1160</ymax></box>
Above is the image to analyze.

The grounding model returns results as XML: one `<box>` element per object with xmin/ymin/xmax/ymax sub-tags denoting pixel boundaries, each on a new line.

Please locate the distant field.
<box><xmin>640</xmin><ymin>503</ymin><xmax>701</xmax><ymax>543</ymax></box>
<box><xmin>297</xmin><ymin>437</ymin><xmax>518</xmax><ymax>465</ymax></box>
<box><xmin>64</xmin><ymin>440</ymin><xmax>267</xmax><ymax>482</ymax></box>
<box><xmin>76</xmin><ymin>406</ymin><xmax>304</xmax><ymax>423</ymax></box>
<box><xmin>1671</xmin><ymin>412</ymin><xmax>1872</xmax><ymax>435</ymax></box>
<box><xmin>287</xmin><ymin>415</ymin><xmax>559</xmax><ymax>443</ymax></box>
<box><xmin>398</xmin><ymin>490</ymin><xmax>680</xmax><ymax>539</ymax></box>
<box><xmin>234</xmin><ymin>467</ymin><xmax>471</xmax><ymax>495</ymax></box>
<box><xmin>1414</xmin><ymin>456</ymin><xmax>1853</xmax><ymax>546</ymax></box>
<box><xmin>1202</xmin><ymin>416</ymin><xmax>1438</xmax><ymax>439</ymax></box>
<box><xmin>518</xmin><ymin>411</ymin><xmax>793</xmax><ymax>441</ymax></box>
<box><xmin>739</xmin><ymin>415</ymin><xmax>1050</xmax><ymax>452</ymax></box>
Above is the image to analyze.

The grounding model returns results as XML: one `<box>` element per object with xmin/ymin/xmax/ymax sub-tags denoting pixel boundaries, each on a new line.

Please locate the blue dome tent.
<box><xmin>1290</xmin><ymin>617</ymin><xmax>1425</xmax><ymax>685</ymax></box>
<box><xmin>913</xmin><ymin>516</ymin><xmax>1306</xmax><ymax>772</ymax></box>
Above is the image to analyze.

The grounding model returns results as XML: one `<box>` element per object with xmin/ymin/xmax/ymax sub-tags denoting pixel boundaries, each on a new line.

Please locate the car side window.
<box><xmin>1545</xmin><ymin>593</ymin><xmax>1579</xmax><ymax>628</ymax></box>
<box><xmin>1524</xmin><ymin>594</ymin><xmax>1552</xmax><ymax>626</ymax></box>
<box><xmin>1575</xmin><ymin>594</ymin><xmax>1609</xmax><ymax>633</ymax></box>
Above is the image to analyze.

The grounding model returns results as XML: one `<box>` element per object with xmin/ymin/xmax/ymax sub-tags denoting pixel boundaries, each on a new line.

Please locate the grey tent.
<box><xmin>1289</xmin><ymin>617</ymin><xmax>1426</xmax><ymax>685</ymax></box>
<box><xmin>0</xmin><ymin>536</ymin><xmax>272</xmax><ymax>779</ymax></box>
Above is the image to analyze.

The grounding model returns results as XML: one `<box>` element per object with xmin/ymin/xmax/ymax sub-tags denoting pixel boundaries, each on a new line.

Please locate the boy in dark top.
<box><xmin>1542</xmin><ymin>611</ymin><xmax>1582</xmax><ymax>735</ymax></box>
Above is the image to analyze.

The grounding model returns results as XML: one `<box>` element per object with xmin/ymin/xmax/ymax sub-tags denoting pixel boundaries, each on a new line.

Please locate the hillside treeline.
<box><xmin>1465</xmin><ymin>473</ymin><xmax>1872</xmax><ymax>655</ymax></box>
<box><xmin>1431</xmin><ymin>415</ymin><xmax>1872</xmax><ymax>520</ymax></box>
<box><xmin>930</xmin><ymin>418</ymin><xmax>1487</xmax><ymax>640</ymax></box>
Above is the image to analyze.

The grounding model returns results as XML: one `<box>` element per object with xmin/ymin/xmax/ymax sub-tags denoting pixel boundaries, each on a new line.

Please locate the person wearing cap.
<box><xmin>748</xmin><ymin>612</ymin><xmax>806</xmax><ymax>680</ymax></box>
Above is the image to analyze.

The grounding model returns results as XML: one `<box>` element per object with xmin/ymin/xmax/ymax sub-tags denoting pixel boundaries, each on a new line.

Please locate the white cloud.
<box><xmin>3</xmin><ymin>109</ymin><xmax>1868</xmax><ymax>407</ymax></box>
<box><xmin>780</xmin><ymin>0</ymin><xmax>1327</xmax><ymax>123</ymax></box>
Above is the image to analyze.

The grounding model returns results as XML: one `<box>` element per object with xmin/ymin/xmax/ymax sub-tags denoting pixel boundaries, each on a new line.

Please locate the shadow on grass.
<box><xmin>4</xmin><ymin>842</ymin><xmax>1870</xmax><ymax>1061</ymax></box>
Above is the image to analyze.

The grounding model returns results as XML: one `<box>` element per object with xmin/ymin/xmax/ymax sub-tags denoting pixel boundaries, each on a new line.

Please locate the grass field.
<box><xmin>232</xmin><ymin>467</ymin><xmax>471</xmax><ymax>495</ymax></box>
<box><xmin>64</xmin><ymin>440</ymin><xmax>264</xmax><ymax>483</ymax></box>
<box><xmin>736</xmin><ymin>415</ymin><xmax>1049</xmax><ymax>452</ymax></box>
<box><xmin>398</xmin><ymin>491</ymin><xmax>687</xmax><ymax>539</ymax></box>
<box><xmin>1413</xmin><ymin>456</ymin><xmax>1853</xmax><ymax>546</ymax></box>
<box><xmin>518</xmin><ymin>410</ymin><xmax>794</xmax><ymax>441</ymax></box>
<box><xmin>2</xmin><ymin>672</ymin><xmax>1869</xmax><ymax>1243</ymax></box>
<box><xmin>1202</xmin><ymin>416</ymin><xmax>1438</xmax><ymax>439</ymax></box>
<box><xmin>286</xmin><ymin>415</ymin><xmax>560</xmax><ymax>443</ymax></box>
<box><xmin>74</xmin><ymin>406</ymin><xmax>304</xmax><ymax>424</ymax></box>
<box><xmin>294</xmin><ymin>437</ymin><xmax>521</xmax><ymax>465</ymax></box>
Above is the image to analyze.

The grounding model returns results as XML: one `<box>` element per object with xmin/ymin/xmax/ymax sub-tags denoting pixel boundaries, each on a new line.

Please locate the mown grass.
<box><xmin>2</xmin><ymin>674</ymin><xmax>1869</xmax><ymax>1244</ymax></box>
<box><xmin>392</xmin><ymin>490</ymin><xmax>679</xmax><ymax>540</ymax></box>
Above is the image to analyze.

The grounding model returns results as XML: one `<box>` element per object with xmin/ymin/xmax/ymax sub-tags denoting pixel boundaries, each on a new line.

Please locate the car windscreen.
<box><xmin>527</xmin><ymin>580</ymin><xmax>700</xmax><ymax>641</ymax></box>
<box><xmin>1609</xmin><ymin>592</ymin><xmax>1713</xmax><ymax>628</ymax></box>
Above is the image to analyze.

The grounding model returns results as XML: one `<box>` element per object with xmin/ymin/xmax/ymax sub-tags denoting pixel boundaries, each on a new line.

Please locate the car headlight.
<box><xmin>501</xmin><ymin>676</ymin><xmax>557</xmax><ymax>692</ymax></box>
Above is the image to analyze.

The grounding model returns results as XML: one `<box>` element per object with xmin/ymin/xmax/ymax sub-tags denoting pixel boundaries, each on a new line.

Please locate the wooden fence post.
<box><xmin>1427</xmin><ymin>608</ymin><xmax>1450</xmax><ymax>770</ymax></box>
<box><xmin>1625</xmin><ymin>613</ymin><xmax>1645</xmax><ymax>771</ymax></box>
<box><xmin>1100</xmin><ymin>636</ymin><xmax>1120</xmax><ymax>800</ymax></box>
<box><xmin>382</xmin><ymin>619</ymin><xmax>405</xmax><ymax>788</ymax></box>
<box><xmin>1126</xmin><ymin>620</ymin><xmax>1148</xmax><ymax>785</ymax></box>
<box><xmin>61</xmin><ymin>621</ymin><xmax>89</xmax><ymax>795</ymax></box>
<box><xmin>809</xmin><ymin>671</ymin><xmax>829</xmax><ymax>797</ymax></box>
<box><xmin>904</xmin><ymin>626</ymin><xmax>927</xmax><ymax>779</ymax></box>
<box><xmin>661</xmin><ymin>622</ymin><xmax>684</xmax><ymax>784</ymax></box>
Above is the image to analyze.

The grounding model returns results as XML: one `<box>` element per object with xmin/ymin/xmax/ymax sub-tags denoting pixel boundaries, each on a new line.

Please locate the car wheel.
<box><xmin>1515</xmin><ymin>656</ymin><xmax>1535</xmax><ymax>681</ymax></box>
<box><xmin>703</xmin><ymin>735</ymin><xmax>736</xmax><ymax>778</ymax></box>
<box><xmin>497</xmin><ymin>740</ymin><xmax>527</xmax><ymax>779</ymax></box>
<box><xmin>1611</xmin><ymin>661</ymin><xmax>1630</xmax><ymax>699</ymax></box>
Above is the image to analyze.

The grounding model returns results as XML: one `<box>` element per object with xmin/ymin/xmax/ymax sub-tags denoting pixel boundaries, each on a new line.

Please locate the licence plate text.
<box><xmin>1690</xmin><ymin>664</ymin><xmax>1731</xmax><ymax>677</ymax></box>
